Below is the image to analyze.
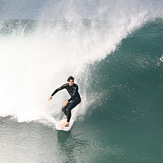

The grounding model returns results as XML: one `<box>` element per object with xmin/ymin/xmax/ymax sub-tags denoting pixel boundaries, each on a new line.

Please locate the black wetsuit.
<box><xmin>51</xmin><ymin>83</ymin><xmax>81</xmax><ymax>122</ymax></box>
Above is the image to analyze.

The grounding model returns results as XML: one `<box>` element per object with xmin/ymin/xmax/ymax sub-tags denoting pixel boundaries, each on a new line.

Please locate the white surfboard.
<box><xmin>56</xmin><ymin>119</ymin><xmax>74</xmax><ymax>131</ymax></box>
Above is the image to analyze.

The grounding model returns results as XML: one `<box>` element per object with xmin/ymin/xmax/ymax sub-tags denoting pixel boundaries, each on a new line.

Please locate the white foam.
<box><xmin>0</xmin><ymin>0</ymin><xmax>163</xmax><ymax>125</ymax></box>
<box><xmin>160</xmin><ymin>55</ymin><xmax>163</xmax><ymax>62</ymax></box>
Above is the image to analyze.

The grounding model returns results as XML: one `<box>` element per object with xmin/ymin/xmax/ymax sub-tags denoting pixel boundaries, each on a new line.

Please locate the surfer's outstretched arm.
<box><xmin>48</xmin><ymin>84</ymin><xmax>67</xmax><ymax>101</ymax></box>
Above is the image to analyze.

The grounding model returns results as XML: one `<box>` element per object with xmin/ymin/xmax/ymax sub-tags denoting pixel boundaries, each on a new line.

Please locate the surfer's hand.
<box><xmin>48</xmin><ymin>96</ymin><xmax>52</xmax><ymax>101</ymax></box>
<box><xmin>64</xmin><ymin>101</ymin><xmax>69</xmax><ymax>106</ymax></box>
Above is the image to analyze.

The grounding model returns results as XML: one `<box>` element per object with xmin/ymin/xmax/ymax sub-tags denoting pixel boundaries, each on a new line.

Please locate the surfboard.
<box><xmin>56</xmin><ymin>119</ymin><xmax>73</xmax><ymax>131</ymax></box>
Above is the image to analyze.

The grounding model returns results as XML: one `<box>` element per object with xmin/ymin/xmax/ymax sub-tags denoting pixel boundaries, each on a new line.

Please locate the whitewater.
<box><xmin>0</xmin><ymin>0</ymin><xmax>163</xmax><ymax>162</ymax></box>
<box><xmin>0</xmin><ymin>0</ymin><xmax>162</xmax><ymax>124</ymax></box>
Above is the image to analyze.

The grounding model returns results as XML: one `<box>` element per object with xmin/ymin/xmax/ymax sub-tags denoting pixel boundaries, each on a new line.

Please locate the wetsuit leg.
<box><xmin>66</xmin><ymin>99</ymin><xmax>81</xmax><ymax>122</ymax></box>
<box><xmin>62</xmin><ymin>105</ymin><xmax>68</xmax><ymax>116</ymax></box>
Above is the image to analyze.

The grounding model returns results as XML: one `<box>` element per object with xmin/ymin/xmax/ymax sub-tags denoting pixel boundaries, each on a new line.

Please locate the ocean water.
<box><xmin>0</xmin><ymin>0</ymin><xmax>163</xmax><ymax>163</ymax></box>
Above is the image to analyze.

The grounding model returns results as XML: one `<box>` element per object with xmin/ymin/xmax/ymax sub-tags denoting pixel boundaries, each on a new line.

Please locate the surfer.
<box><xmin>48</xmin><ymin>76</ymin><xmax>81</xmax><ymax>127</ymax></box>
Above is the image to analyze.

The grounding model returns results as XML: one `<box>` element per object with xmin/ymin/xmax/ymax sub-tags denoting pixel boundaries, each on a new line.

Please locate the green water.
<box><xmin>0</xmin><ymin>20</ymin><xmax>163</xmax><ymax>163</ymax></box>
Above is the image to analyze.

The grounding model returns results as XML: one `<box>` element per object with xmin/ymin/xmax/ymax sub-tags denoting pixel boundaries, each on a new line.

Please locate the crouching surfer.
<box><xmin>48</xmin><ymin>76</ymin><xmax>81</xmax><ymax>127</ymax></box>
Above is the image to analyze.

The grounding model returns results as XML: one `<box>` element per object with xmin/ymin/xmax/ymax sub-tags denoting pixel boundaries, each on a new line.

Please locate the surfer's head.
<box><xmin>67</xmin><ymin>76</ymin><xmax>74</xmax><ymax>86</ymax></box>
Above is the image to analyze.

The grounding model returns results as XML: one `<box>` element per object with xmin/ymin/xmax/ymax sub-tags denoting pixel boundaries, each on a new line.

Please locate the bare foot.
<box><xmin>64</xmin><ymin>122</ymin><xmax>69</xmax><ymax>127</ymax></box>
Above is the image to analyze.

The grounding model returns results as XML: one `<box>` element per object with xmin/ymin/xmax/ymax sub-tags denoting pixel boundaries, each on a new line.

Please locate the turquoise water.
<box><xmin>0</xmin><ymin>19</ymin><xmax>163</xmax><ymax>163</ymax></box>
<box><xmin>0</xmin><ymin>1</ymin><xmax>163</xmax><ymax>162</ymax></box>
<box><xmin>85</xmin><ymin>20</ymin><xmax>163</xmax><ymax>163</ymax></box>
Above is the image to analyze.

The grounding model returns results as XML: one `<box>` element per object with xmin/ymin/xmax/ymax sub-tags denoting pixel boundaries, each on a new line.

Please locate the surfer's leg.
<box><xmin>62</xmin><ymin>105</ymin><xmax>68</xmax><ymax>116</ymax></box>
<box><xmin>66</xmin><ymin>100</ymin><xmax>80</xmax><ymax>122</ymax></box>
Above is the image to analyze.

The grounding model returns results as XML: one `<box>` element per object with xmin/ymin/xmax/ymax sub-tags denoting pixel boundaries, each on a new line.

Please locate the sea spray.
<box><xmin>0</xmin><ymin>0</ymin><xmax>163</xmax><ymax>125</ymax></box>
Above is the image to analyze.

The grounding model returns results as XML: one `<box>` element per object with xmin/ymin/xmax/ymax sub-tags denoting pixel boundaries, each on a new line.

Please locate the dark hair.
<box><xmin>67</xmin><ymin>76</ymin><xmax>74</xmax><ymax>82</ymax></box>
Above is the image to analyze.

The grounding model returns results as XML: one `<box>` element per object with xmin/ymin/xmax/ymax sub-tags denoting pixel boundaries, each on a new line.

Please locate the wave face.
<box><xmin>84</xmin><ymin>19</ymin><xmax>163</xmax><ymax>163</ymax></box>
<box><xmin>0</xmin><ymin>0</ymin><xmax>163</xmax><ymax>162</ymax></box>
<box><xmin>0</xmin><ymin>0</ymin><xmax>162</xmax><ymax>123</ymax></box>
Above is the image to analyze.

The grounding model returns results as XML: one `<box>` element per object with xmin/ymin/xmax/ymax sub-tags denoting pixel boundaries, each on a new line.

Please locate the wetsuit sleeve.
<box><xmin>51</xmin><ymin>84</ymin><xmax>66</xmax><ymax>96</ymax></box>
<box><xmin>68</xmin><ymin>85</ymin><xmax>78</xmax><ymax>102</ymax></box>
